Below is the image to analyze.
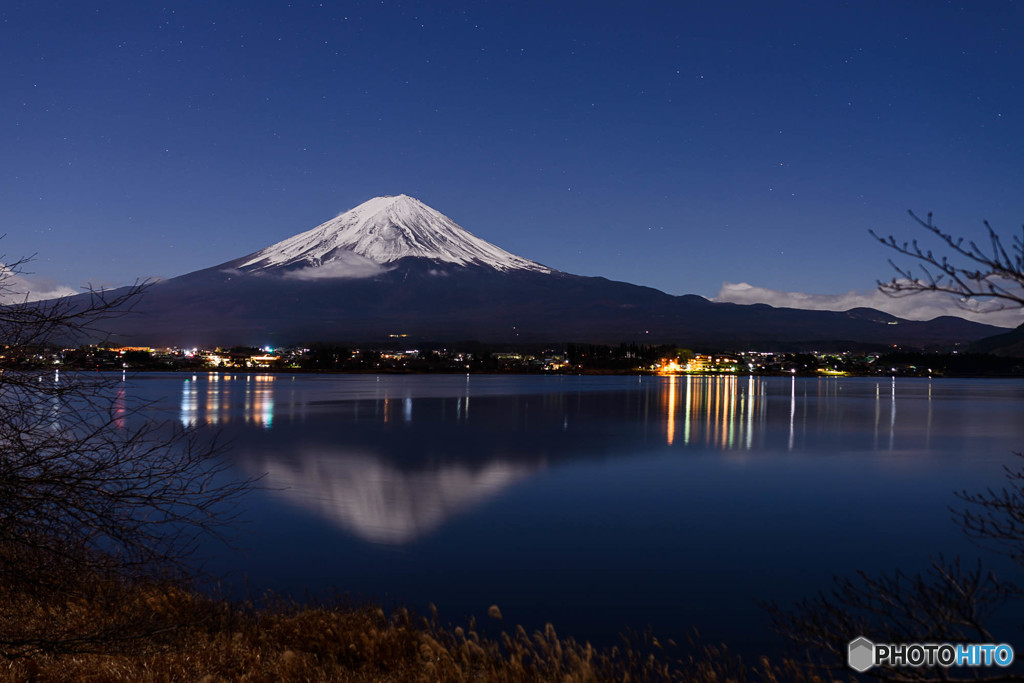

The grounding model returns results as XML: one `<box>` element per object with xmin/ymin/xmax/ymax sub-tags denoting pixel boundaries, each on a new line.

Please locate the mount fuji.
<box><xmin>87</xmin><ymin>194</ymin><xmax>1000</xmax><ymax>348</ymax></box>
<box><xmin>232</xmin><ymin>194</ymin><xmax>551</xmax><ymax>277</ymax></box>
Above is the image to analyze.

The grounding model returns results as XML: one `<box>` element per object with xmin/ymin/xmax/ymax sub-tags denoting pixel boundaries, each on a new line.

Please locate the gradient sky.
<box><xmin>3</xmin><ymin>1</ymin><xmax>1023</xmax><ymax>323</ymax></box>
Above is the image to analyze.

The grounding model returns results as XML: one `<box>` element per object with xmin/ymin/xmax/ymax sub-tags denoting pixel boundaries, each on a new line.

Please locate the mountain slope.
<box><xmin>970</xmin><ymin>323</ymin><xmax>1024</xmax><ymax>357</ymax></box>
<box><xmin>230</xmin><ymin>195</ymin><xmax>551</xmax><ymax>276</ymax></box>
<box><xmin>69</xmin><ymin>194</ymin><xmax>1004</xmax><ymax>348</ymax></box>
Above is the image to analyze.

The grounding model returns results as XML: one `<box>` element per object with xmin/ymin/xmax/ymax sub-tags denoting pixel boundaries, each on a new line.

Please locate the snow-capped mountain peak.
<box><xmin>236</xmin><ymin>194</ymin><xmax>552</xmax><ymax>276</ymax></box>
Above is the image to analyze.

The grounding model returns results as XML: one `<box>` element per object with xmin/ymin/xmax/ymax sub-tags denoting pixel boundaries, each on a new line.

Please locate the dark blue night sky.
<box><xmin>3</xmin><ymin>1</ymin><xmax>1022</xmax><ymax>323</ymax></box>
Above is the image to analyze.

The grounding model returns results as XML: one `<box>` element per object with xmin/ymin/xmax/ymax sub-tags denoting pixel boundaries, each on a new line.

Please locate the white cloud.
<box><xmin>0</xmin><ymin>265</ymin><xmax>78</xmax><ymax>304</ymax></box>
<box><xmin>281</xmin><ymin>253</ymin><xmax>393</xmax><ymax>280</ymax></box>
<box><xmin>715</xmin><ymin>281</ymin><xmax>1024</xmax><ymax>329</ymax></box>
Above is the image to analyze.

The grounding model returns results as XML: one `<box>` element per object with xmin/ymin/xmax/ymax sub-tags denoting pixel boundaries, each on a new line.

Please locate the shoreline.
<box><xmin>1</xmin><ymin>573</ymin><xmax>834</xmax><ymax>682</ymax></box>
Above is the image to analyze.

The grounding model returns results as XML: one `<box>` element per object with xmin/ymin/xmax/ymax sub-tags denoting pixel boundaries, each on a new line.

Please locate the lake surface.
<box><xmin>123</xmin><ymin>373</ymin><xmax>1024</xmax><ymax>656</ymax></box>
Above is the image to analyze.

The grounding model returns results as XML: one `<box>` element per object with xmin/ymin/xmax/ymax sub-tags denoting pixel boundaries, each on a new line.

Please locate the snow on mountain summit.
<box><xmin>237</xmin><ymin>195</ymin><xmax>552</xmax><ymax>277</ymax></box>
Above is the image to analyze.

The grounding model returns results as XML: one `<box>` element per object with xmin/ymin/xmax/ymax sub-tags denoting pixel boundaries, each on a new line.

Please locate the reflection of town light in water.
<box><xmin>874</xmin><ymin>382</ymin><xmax>881</xmax><ymax>449</ymax></box>
<box><xmin>244</xmin><ymin>375</ymin><xmax>252</xmax><ymax>423</ymax></box>
<box><xmin>666</xmin><ymin>375</ymin><xmax>748</xmax><ymax>449</ymax></box>
<box><xmin>246</xmin><ymin>375</ymin><xmax>275</xmax><ymax>428</ymax></box>
<box><xmin>656</xmin><ymin>375</ymin><xmax>766</xmax><ymax>451</ymax></box>
<box><xmin>890</xmin><ymin>376</ymin><xmax>896</xmax><ymax>451</ymax></box>
<box><xmin>454</xmin><ymin>395</ymin><xmax>470</xmax><ymax>421</ymax></box>
<box><xmin>746</xmin><ymin>375</ymin><xmax>754</xmax><ymax>450</ymax></box>
<box><xmin>180</xmin><ymin>380</ymin><xmax>198</xmax><ymax>425</ymax></box>
<box><xmin>49</xmin><ymin>396</ymin><xmax>60</xmax><ymax>431</ymax></box>
<box><xmin>788</xmin><ymin>375</ymin><xmax>795</xmax><ymax>451</ymax></box>
<box><xmin>259</xmin><ymin>375</ymin><xmax>275</xmax><ymax>428</ymax></box>
<box><xmin>684</xmin><ymin>375</ymin><xmax>692</xmax><ymax>445</ymax></box>
<box><xmin>926</xmin><ymin>378</ymin><xmax>932</xmax><ymax>449</ymax></box>
<box><xmin>666</xmin><ymin>374</ymin><xmax>676</xmax><ymax>445</ymax></box>
<box><xmin>178</xmin><ymin>374</ymin><xmax>276</xmax><ymax>428</ymax></box>
<box><xmin>714</xmin><ymin>378</ymin><xmax>721</xmax><ymax>448</ymax></box>
<box><xmin>718</xmin><ymin>377</ymin><xmax>726</xmax><ymax>448</ymax></box>
<box><xmin>726</xmin><ymin>376</ymin><xmax>737</xmax><ymax>449</ymax></box>
<box><xmin>207</xmin><ymin>381</ymin><xmax>221</xmax><ymax>424</ymax></box>
<box><xmin>114</xmin><ymin>386</ymin><xmax>126</xmax><ymax>429</ymax></box>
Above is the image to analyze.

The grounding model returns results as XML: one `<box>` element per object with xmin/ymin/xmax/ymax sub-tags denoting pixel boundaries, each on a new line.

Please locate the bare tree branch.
<box><xmin>766</xmin><ymin>216</ymin><xmax>1024</xmax><ymax>680</ymax></box>
<box><xmin>954</xmin><ymin>453</ymin><xmax>1024</xmax><ymax>570</ymax></box>
<box><xmin>0</xmin><ymin>255</ymin><xmax>251</xmax><ymax>658</ymax></box>
<box><xmin>870</xmin><ymin>212</ymin><xmax>1024</xmax><ymax>313</ymax></box>
<box><xmin>765</xmin><ymin>556</ymin><xmax>1016</xmax><ymax>681</ymax></box>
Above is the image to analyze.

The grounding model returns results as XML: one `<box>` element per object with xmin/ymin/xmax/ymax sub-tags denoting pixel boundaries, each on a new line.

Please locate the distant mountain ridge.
<box><xmin>969</xmin><ymin>322</ymin><xmax>1024</xmax><ymax>357</ymax></box>
<box><xmin>63</xmin><ymin>194</ymin><xmax>1004</xmax><ymax>348</ymax></box>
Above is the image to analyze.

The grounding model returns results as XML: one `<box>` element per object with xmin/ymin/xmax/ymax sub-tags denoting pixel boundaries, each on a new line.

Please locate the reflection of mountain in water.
<box><xmin>168</xmin><ymin>373</ymin><xmax>926</xmax><ymax>544</ymax></box>
<box><xmin>252</xmin><ymin>449</ymin><xmax>536</xmax><ymax>544</ymax></box>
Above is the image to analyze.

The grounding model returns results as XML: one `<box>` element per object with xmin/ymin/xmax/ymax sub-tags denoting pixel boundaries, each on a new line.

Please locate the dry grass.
<box><xmin>0</xmin><ymin>577</ymin><xmax>843</xmax><ymax>682</ymax></box>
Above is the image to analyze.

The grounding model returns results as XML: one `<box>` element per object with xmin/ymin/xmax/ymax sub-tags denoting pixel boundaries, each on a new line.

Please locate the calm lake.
<box><xmin>124</xmin><ymin>373</ymin><xmax>1024</xmax><ymax>656</ymax></box>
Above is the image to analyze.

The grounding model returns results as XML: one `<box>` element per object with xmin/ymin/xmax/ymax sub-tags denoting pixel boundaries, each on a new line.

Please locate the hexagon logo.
<box><xmin>848</xmin><ymin>636</ymin><xmax>875</xmax><ymax>672</ymax></box>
